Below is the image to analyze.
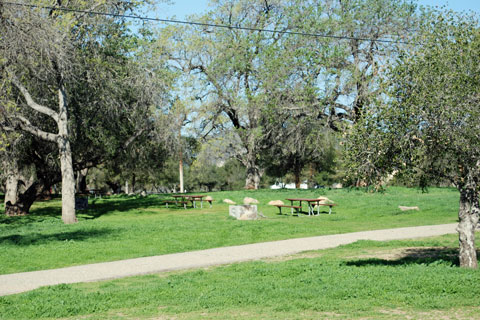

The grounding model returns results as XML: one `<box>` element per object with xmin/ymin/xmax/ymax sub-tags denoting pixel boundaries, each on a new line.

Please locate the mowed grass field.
<box><xmin>1</xmin><ymin>234</ymin><xmax>480</xmax><ymax>319</ymax></box>
<box><xmin>1</xmin><ymin>187</ymin><xmax>480</xmax><ymax>319</ymax></box>
<box><xmin>0</xmin><ymin>187</ymin><xmax>461</xmax><ymax>274</ymax></box>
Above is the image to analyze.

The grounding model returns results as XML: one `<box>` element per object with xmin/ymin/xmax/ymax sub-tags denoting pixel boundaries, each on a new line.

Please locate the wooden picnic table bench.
<box><xmin>87</xmin><ymin>189</ymin><xmax>106</xmax><ymax>199</ymax></box>
<box><xmin>285</xmin><ymin>198</ymin><xmax>337</xmax><ymax>215</ymax></box>
<box><xmin>274</xmin><ymin>204</ymin><xmax>302</xmax><ymax>215</ymax></box>
<box><xmin>170</xmin><ymin>195</ymin><xmax>207</xmax><ymax>209</ymax></box>
<box><xmin>205</xmin><ymin>199</ymin><xmax>214</xmax><ymax>208</ymax></box>
<box><xmin>315</xmin><ymin>202</ymin><xmax>337</xmax><ymax>215</ymax></box>
<box><xmin>163</xmin><ymin>200</ymin><xmax>189</xmax><ymax>209</ymax></box>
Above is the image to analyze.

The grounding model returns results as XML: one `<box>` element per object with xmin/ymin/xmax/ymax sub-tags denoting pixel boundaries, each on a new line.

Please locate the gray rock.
<box><xmin>229</xmin><ymin>205</ymin><xmax>258</xmax><ymax>220</ymax></box>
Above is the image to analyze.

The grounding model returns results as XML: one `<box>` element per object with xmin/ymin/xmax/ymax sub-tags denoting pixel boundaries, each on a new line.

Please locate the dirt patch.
<box><xmin>378</xmin><ymin>307</ymin><xmax>480</xmax><ymax>320</ymax></box>
<box><xmin>349</xmin><ymin>247</ymin><xmax>458</xmax><ymax>261</ymax></box>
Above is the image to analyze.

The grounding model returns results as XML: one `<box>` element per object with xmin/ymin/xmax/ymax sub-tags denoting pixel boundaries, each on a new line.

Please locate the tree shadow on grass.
<box><xmin>85</xmin><ymin>196</ymin><xmax>183</xmax><ymax>218</ymax></box>
<box><xmin>0</xmin><ymin>228</ymin><xmax>113</xmax><ymax>246</ymax></box>
<box><xmin>0</xmin><ymin>196</ymin><xmax>171</xmax><ymax>224</ymax></box>
<box><xmin>345</xmin><ymin>247</ymin><xmax>464</xmax><ymax>267</ymax></box>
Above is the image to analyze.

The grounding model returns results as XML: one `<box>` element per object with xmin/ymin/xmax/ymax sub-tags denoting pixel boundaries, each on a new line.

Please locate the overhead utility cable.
<box><xmin>3</xmin><ymin>1</ymin><xmax>412</xmax><ymax>45</ymax></box>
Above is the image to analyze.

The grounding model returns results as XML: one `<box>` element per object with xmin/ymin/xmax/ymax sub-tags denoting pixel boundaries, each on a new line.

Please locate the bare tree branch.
<box><xmin>15</xmin><ymin>115</ymin><xmax>58</xmax><ymax>143</ymax></box>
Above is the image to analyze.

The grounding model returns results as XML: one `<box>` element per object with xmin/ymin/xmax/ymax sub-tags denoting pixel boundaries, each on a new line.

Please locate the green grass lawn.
<box><xmin>0</xmin><ymin>187</ymin><xmax>460</xmax><ymax>274</ymax></box>
<box><xmin>1</xmin><ymin>234</ymin><xmax>479</xmax><ymax>319</ymax></box>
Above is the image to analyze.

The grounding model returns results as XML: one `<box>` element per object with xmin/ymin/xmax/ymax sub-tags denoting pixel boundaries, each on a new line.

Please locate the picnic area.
<box><xmin>2</xmin><ymin>187</ymin><xmax>479</xmax><ymax>319</ymax></box>
<box><xmin>2</xmin><ymin>1</ymin><xmax>480</xmax><ymax>319</ymax></box>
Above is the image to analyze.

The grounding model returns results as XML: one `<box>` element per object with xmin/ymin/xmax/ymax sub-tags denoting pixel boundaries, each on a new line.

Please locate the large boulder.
<box><xmin>317</xmin><ymin>196</ymin><xmax>333</xmax><ymax>204</ymax></box>
<box><xmin>229</xmin><ymin>205</ymin><xmax>258</xmax><ymax>220</ymax></box>
<box><xmin>268</xmin><ymin>200</ymin><xmax>284</xmax><ymax>206</ymax></box>
<box><xmin>314</xmin><ymin>196</ymin><xmax>334</xmax><ymax>210</ymax></box>
<box><xmin>243</xmin><ymin>197</ymin><xmax>259</xmax><ymax>205</ymax></box>
<box><xmin>205</xmin><ymin>196</ymin><xmax>213</xmax><ymax>201</ymax></box>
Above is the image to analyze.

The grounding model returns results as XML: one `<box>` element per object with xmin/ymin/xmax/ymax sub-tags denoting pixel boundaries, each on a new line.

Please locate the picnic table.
<box><xmin>171</xmin><ymin>195</ymin><xmax>206</xmax><ymax>209</ymax></box>
<box><xmin>87</xmin><ymin>189</ymin><xmax>103</xmax><ymax>199</ymax></box>
<box><xmin>277</xmin><ymin>198</ymin><xmax>337</xmax><ymax>215</ymax></box>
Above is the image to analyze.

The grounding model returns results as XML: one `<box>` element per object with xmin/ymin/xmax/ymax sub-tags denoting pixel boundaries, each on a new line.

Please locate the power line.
<box><xmin>3</xmin><ymin>1</ymin><xmax>412</xmax><ymax>45</ymax></box>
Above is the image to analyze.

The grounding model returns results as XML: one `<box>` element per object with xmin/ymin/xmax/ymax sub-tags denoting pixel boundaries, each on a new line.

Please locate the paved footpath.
<box><xmin>0</xmin><ymin>223</ymin><xmax>457</xmax><ymax>296</ymax></box>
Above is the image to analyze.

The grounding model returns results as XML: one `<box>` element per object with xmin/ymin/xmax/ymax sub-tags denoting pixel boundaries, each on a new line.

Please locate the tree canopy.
<box><xmin>0</xmin><ymin>0</ymin><xmax>173</xmax><ymax>222</ymax></box>
<box><xmin>345</xmin><ymin>9</ymin><xmax>480</xmax><ymax>268</ymax></box>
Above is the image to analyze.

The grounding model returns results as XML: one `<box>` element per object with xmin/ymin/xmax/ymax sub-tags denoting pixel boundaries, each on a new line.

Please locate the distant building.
<box><xmin>270</xmin><ymin>182</ymin><xmax>308</xmax><ymax>189</ymax></box>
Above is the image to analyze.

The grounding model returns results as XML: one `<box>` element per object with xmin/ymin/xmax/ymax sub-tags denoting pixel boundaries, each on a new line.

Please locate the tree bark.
<box><xmin>179</xmin><ymin>126</ymin><xmax>184</xmax><ymax>193</ymax></box>
<box><xmin>457</xmin><ymin>185</ymin><xmax>480</xmax><ymax>268</ymax></box>
<box><xmin>294</xmin><ymin>159</ymin><xmax>301</xmax><ymax>189</ymax></box>
<box><xmin>243</xmin><ymin>132</ymin><xmax>262</xmax><ymax>190</ymax></box>
<box><xmin>57</xmin><ymin>87</ymin><xmax>77</xmax><ymax>224</ymax></box>
<box><xmin>245</xmin><ymin>155</ymin><xmax>261</xmax><ymax>190</ymax></box>
<box><xmin>131</xmin><ymin>174</ymin><xmax>136</xmax><ymax>194</ymax></box>
<box><xmin>5</xmin><ymin>180</ymin><xmax>44</xmax><ymax>216</ymax></box>
<box><xmin>4</xmin><ymin>160</ymin><xmax>19</xmax><ymax>211</ymax></box>
<box><xmin>10</xmin><ymin>75</ymin><xmax>77</xmax><ymax>223</ymax></box>
<box><xmin>179</xmin><ymin>154</ymin><xmax>184</xmax><ymax>193</ymax></box>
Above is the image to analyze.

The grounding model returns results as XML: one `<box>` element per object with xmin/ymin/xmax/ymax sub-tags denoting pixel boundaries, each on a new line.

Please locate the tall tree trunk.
<box><xmin>131</xmin><ymin>174</ymin><xmax>136</xmax><ymax>194</ymax></box>
<box><xmin>179</xmin><ymin>156</ymin><xmax>184</xmax><ymax>193</ymax></box>
<box><xmin>245</xmin><ymin>156</ymin><xmax>261</xmax><ymax>189</ymax></box>
<box><xmin>244</xmin><ymin>133</ymin><xmax>261</xmax><ymax>189</ymax></box>
<box><xmin>294</xmin><ymin>159</ymin><xmax>301</xmax><ymax>189</ymax></box>
<box><xmin>4</xmin><ymin>160</ymin><xmax>19</xmax><ymax>211</ymax></box>
<box><xmin>9</xmin><ymin>75</ymin><xmax>76</xmax><ymax>223</ymax></box>
<box><xmin>457</xmin><ymin>185</ymin><xmax>479</xmax><ymax>268</ymax></box>
<box><xmin>58</xmin><ymin>87</ymin><xmax>77</xmax><ymax>224</ymax></box>
<box><xmin>179</xmin><ymin>126</ymin><xmax>184</xmax><ymax>193</ymax></box>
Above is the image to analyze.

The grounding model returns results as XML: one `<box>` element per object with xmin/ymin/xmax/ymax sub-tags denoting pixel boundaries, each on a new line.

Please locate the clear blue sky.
<box><xmin>157</xmin><ymin>0</ymin><xmax>480</xmax><ymax>19</ymax></box>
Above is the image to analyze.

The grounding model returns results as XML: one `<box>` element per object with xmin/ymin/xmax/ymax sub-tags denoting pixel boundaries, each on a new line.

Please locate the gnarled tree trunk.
<box><xmin>4</xmin><ymin>180</ymin><xmax>44</xmax><ymax>216</ymax></box>
<box><xmin>457</xmin><ymin>185</ymin><xmax>480</xmax><ymax>268</ymax></box>
<box><xmin>10</xmin><ymin>76</ymin><xmax>77</xmax><ymax>224</ymax></box>
<box><xmin>245</xmin><ymin>155</ymin><xmax>261</xmax><ymax>190</ymax></box>
<box><xmin>4</xmin><ymin>160</ymin><xmax>19</xmax><ymax>212</ymax></box>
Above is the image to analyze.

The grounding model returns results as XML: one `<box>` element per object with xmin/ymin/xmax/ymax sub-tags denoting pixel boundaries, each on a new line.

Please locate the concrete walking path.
<box><xmin>0</xmin><ymin>223</ymin><xmax>457</xmax><ymax>296</ymax></box>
